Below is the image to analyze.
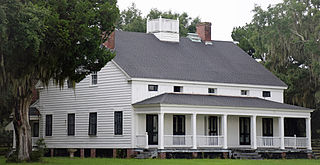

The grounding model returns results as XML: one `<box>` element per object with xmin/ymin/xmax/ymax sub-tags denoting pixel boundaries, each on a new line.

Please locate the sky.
<box><xmin>117</xmin><ymin>0</ymin><xmax>283</xmax><ymax>41</ymax></box>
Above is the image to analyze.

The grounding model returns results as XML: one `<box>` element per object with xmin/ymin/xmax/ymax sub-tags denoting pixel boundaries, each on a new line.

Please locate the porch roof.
<box><xmin>133</xmin><ymin>93</ymin><xmax>310</xmax><ymax>111</ymax></box>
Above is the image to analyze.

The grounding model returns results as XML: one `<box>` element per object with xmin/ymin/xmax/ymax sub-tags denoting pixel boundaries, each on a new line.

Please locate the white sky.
<box><xmin>117</xmin><ymin>0</ymin><xmax>283</xmax><ymax>41</ymax></box>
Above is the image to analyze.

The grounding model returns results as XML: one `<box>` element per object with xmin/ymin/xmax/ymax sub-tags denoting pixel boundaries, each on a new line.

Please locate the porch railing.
<box><xmin>284</xmin><ymin>135</ymin><xmax>308</xmax><ymax>148</ymax></box>
<box><xmin>164</xmin><ymin>135</ymin><xmax>192</xmax><ymax>147</ymax></box>
<box><xmin>197</xmin><ymin>135</ymin><xmax>224</xmax><ymax>147</ymax></box>
<box><xmin>257</xmin><ymin>136</ymin><xmax>280</xmax><ymax>148</ymax></box>
<box><xmin>136</xmin><ymin>133</ymin><xmax>149</xmax><ymax>148</ymax></box>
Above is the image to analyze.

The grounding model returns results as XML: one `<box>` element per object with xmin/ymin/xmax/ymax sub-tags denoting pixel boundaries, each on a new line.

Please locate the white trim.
<box><xmin>130</xmin><ymin>78</ymin><xmax>287</xmax><ymax>90</ymax></box>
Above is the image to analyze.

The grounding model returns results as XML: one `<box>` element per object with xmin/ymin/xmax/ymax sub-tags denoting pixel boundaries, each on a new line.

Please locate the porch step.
<box><xmin>312</xmin><ymin>138</ymin><xmax>320</xmax><ymax>159</ymax></box>
<box><xmin>233</xmin><ymin>151</ymin><xmax>262</xmax><ymax>160</ymax></box>
<box><xmin>135</xmin><ymin>149</ymin><xmax>158</xmax><ymax>159</ymax></box>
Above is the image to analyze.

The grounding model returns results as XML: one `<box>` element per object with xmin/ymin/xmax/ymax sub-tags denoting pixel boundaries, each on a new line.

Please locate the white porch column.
<box><xmin>251</xmin><ymin>115</ymin><xmax>257</xmax><ymax>149</ymax></box>
<box><xmin>222</xmin><ymin>114</ymin><xmax>228</xmax><ymax>149</ymax></box>
<box><xmin>192</xmin><ymin>113</ymin><xmax>197</xmax><ymax>149</ymax></box>
<box><xmin>158</xmin><ymin>113</ymin><xmax>164</xmax><ymax>149</ymax></box>
<box><xmin>279</xmin><ymin>116</ymin><xmax>285</xmax><ymax>149</ymax></box>
<box><xmin>306</xmin><ymin>117</ymin><xmax>312</xmax><ymax>150</ymax></box>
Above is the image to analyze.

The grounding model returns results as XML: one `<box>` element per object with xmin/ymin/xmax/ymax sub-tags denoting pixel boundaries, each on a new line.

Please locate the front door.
<box><xmin>239</xmin><ymin>117</ymin><xmax>251</xmax><ymax>145</ymax></box>
<box><xmin>146</xmin><ymin>115</ymin><xmax>158</xmax><ymax>145</ymax></box>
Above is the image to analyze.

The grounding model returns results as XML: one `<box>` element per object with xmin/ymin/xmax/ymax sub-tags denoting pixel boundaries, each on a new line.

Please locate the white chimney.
<box><xmin>147</xmin><ymin>17</ymin><xmax>179</xmax><ymax>42</ymax></box>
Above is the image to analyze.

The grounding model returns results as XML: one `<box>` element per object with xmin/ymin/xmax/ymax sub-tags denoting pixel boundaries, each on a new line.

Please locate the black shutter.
<box><xmin>46</xmin><ymin>115</ymin><xmax>52</xmax><ymax>136</ymax></box>
<box><xmin>88</xmin><ymin>113</ymin><xmax>97</xmax><ymax>135</ymax></box>
<box><xmin>68</xmin><ymin>114</ymin><xmax>75</xmax><ymax>136</ymax></box>
<box><xmin>114</xmin><ymin>111</ymin><xmax>123</xmax><ymax>135</ymax></box>
<box><xmin>33</xmin><ymin>122</ymin><xmax>39</xmax><ymax>137</ymax></box>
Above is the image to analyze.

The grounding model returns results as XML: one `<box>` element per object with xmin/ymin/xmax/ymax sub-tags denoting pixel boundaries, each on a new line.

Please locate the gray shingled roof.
<box><xmin>113</xmin><ymin>31</ymin><xmax>287</xmax><ymax>87</ymax></box>
<box><xmin>29</xmin><ymin>107</ymin><xmax>40</xmax><ymax>116</ymax></box>
<box><xmin>133</xmin><ymin>93</ymin><xmax>310</xmax><ymax>110</ymax></box>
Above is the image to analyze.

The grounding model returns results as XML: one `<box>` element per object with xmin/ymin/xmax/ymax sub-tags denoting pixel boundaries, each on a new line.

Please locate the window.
<box><xmin>68</xmin><ymin>113</ymin><xmax>75</xmax><ymax>136</ymax></box>
<box><xmin>241</xmin><ymin>90</ymin><xmax>248</xmax><ymax>96</ymax></box>
<box><xmin>148</xmin><ymin>85</ymin><xmax>158</xmax><ymax>91</ymax></box>
<box><xmin>173</xmin><ymin>115</ymin><xmax>185</xmax><ymax>135</ymax></box>
<box><xmin>263</xmin><ymin>118</ymin><xmax>273</xmax><ymax>137</ymax></box>
<box><xmin>114</xmin><ymin>111</ymin><xmax>123</xmax><ymax>135</ymax></box>
<box><xmin>32</xmin><ymin>122</ymin><xmax>39</xmax><ymax>137</ymax></box>
<box><xmin>262</xmin><ymin>91</ymin><xmax>271</xmax><ymax>97</ymax></box>
<box><xmin>208</xmin><ymin>88</ymin><xmax>216</xmax><ymax>94</ymax></box>
<box><xmin>88</xmin><ymin>112</ymin><xmax>97</xmax><ymax>135</ymax></box>
<box><xmin>45</xmin><ymin>115</ymin><xmax>52</xmax><ymax>136</ymax></box>
<box><xmin>91</xmin><ymin>72</ymin><xmax>98</xmax><ymax>85</ymax></box>
<box><xmin>239</xmin><ymin>117</ymin><xmax>250</xmax><ymax>145</ymax></box>
<box><xmin>173</xmin><ymin>86</ymin><xmax>183</xmax><ymax>92</ymax></box>
<box><xmin>67</xmin><ymin>80</ymin><xmax>73</xmax><ymax>88</ymax></box>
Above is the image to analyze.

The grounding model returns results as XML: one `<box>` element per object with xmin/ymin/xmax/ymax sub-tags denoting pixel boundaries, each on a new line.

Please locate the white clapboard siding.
<box><xmin>39</xmin><ymin>62</ymin><xmax>132</xmax><ymax>149</ymax></box>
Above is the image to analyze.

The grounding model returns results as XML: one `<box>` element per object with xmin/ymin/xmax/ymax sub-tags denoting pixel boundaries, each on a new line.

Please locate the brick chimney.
<box><xmin>103</xmin><ymin>31</ymin><xmax>115</xmax><ymax>49</ymax></box>
<box><xmin>196</xmin><ymin>22</ymin><xmax>212</xmax><ymax>45</ymax></box>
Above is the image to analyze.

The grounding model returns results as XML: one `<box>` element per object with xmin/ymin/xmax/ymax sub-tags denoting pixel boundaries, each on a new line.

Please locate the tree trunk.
<box><xmin>13</xmin><ymin>88</ymin><xmax>32</xmax><ymax>161</ymax></box>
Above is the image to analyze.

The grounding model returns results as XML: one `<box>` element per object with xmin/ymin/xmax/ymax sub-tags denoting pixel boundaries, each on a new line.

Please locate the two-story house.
<box><xmin>14</xmin><ymin>18</ymin><xmax>313</xmax><ymax>159</ymax></box>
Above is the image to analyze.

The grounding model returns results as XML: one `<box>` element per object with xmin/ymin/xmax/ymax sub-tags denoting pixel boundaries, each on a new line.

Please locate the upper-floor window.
<box><xmin>67</xmin><ymin>80</ymin><xmax>73</xmax><ymax>88</ymax></box>
<box><xmin>241</xmin><ymin>90</ymin><xmax>249</xmax><ymax>96</ymax></box>
<box><xmin>88</xmin><ymin>112</ymin><xmax>97</xmax><ymax>135</ymax></box>
<box><xmin>262</xmin><ymin>91</ymin><xmax>271</xmax><ymax>97</ymax></box>
<box><xmin>68</xmin><ymin>113</ymin><xmax>75</xmax><ymax>136</ymax></box>
<box><xmin>91</xmin><ymin>72</ymin><xmax>98</xmax><ymax>85</ymax></box>
<box><xmin>148</xmin><ymin>85</ymin><xmax>158</xmax><ymax>91</ymax></box>
<box><xmin>208</xmin><ymin>88</ymin><xmax>217</xmax><ymax>94</ymax></box>
<box><xmin>45</xmin><ymin>115</ymin><xmax>52</xmax><ymax>136</ymax></box>
<box><xmin>114</xmin><ymin>111</ymin><xmax>123</xmax><ymax>135</ymax></box>
<box><xmin>173</xmin><ymin>86</ymin><xmax>183</xmax><ymax>92</ymax></box>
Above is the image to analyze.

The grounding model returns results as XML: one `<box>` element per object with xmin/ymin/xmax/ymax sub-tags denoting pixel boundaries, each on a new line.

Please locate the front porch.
<box><xmin>135</xmin><ymin>113</ymin><xmax>311</xmax><ymax>150</ymax></box>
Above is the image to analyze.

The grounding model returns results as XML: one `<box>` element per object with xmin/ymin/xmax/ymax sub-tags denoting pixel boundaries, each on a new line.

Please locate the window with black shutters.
<box><xmin>68</xmin><ymin>113</ymin><xmax>75</xmax><ymax>136</ymax></box>
<box><xmin>114</xmin><ymin>111</ymin><xmax>123</xmax><ymax>135</ymax></box>
<box><xmin>262</xmin><ymin>91</ymin><xmax>271</xmax><ymax>97</ymax></box>
<box><xmin>148</xmin><ymin>85</ymin><xmax>158</xmax><ymax>91</ymax></box>
<box><xmin>45</xmin><ymin>115</ymin><xmax>52</xmax><ymax>136</ymax></box>
<box><xmin>88</xmin><ymin>112</ymin><xmax>97</xmax><ymax>135</ymax></box>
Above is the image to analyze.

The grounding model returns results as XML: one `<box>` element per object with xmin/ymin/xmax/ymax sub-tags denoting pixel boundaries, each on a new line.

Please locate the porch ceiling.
<box><xmin>133</xmin><ymin>93</ymin><xmax>311</xmax><ymax>111</ymax></box>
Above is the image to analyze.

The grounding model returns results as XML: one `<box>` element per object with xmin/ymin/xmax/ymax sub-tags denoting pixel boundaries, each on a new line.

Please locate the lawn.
<box><xmin>1</xmin><ymin>157</ymin><xmax>320</xmax><ymax>165</ymax></box>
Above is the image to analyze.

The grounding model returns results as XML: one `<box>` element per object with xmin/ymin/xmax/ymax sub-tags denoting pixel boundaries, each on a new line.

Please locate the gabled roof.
<box><xmin>133</xmin><ymin>93</ymin><xmax>310</xmax><ymax>111</ymax></box>
<box><xmin>113</xmin><ymin>31</ymin><xmax>287</xmax><ymax>87</ymax></box>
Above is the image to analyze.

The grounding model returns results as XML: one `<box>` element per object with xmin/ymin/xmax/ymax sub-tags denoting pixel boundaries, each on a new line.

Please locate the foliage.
<box><xmin>0</xmin><ymin>0</ymin><xmax>119</xmax><ymax>161</ymax></box>
<box><xmin>231</xmin><ymin>0</ymin><xmax>320</xmax><ymax>137</ymax></box>
<box><xmin>117</xmin><ymin>3</ymin><xmax>201</xmax><ymax>37</ymax></box>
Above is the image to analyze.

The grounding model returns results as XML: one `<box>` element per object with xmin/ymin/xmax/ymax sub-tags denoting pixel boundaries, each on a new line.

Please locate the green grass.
<box><xmin>1</xmin><ymin>157</ymin><xmax>320</xmax><ymax>165</ymax></box>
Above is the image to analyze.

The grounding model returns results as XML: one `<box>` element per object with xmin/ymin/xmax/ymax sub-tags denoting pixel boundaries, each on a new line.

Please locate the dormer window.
<box><xmin>173</xmin><ymin>86</ymin><xmax>183</xmax><ymax>92</ymax></box>
<box><xmin>91</xmin><ymin>72</ymin><xmax>98</xmax><ymax>85</ymax></box>
<box><xmin>241</xmin><ymin>90</ymin><xmax>249</xmax><ymax>96</ymax></box>
<box><xmin>263</xmin><ymin>91</ymin><xmax>271</xmax><ymax>97</ymax></box>
<box><xmin>148</xmin><ymin>85</ymin><xmax>158</xmax><ymax>91</ymax></box>
<box><xmin>208</xmin><ymin>88</ymin><xmax>217</xmax><ymax>94</ymax></box>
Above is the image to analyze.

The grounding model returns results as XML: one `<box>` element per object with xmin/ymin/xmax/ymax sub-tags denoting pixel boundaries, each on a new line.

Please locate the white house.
<box><xmin>15</xmin><ymin>18</ymin><xmax>314</xmax><ymax>158</ymax></box>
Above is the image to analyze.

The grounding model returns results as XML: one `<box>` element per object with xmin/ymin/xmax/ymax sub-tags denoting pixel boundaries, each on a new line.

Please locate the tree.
<box><xmin>117</xmin><ymin>3</ymin><xmax>146</xmax><ymax>32</ymax></box>
<box><xmin>0</xmin><ymin>0</ymin><xmax>119</xmax><ymax>161</ymax></box>
<box><xmin>117</xmin><ymin>3</ymin><xmax>201</xmax><ymax>37</ymax></box>
<box><xmin>232</xmin><ymin>0</ymin><xmax>320</xmax><ymax>137</ymax></box>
